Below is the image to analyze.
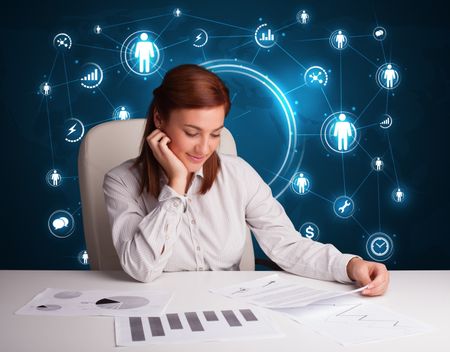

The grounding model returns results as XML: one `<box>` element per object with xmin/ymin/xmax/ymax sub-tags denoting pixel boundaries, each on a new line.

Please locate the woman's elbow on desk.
<box><xmin>118</xmin><ymin>250</ymin><xmax>164</xmax><ymax>283</ymax></box>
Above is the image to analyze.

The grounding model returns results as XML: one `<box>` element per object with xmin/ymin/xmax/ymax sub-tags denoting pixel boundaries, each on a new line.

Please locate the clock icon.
<box><xmin>366</xmin><ymin>232</ymin><xmax>394</xmax><ymax>261</ymax></box>
<box><xmin>370</xmin><ymin>237</ymin><xmax>389</xmax><ymax>256</ymax></box>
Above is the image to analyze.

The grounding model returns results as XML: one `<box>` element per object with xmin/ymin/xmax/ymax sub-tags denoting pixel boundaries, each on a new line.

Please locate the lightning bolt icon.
<box><xmin>195</xmin><ymin>33</ymin><xmax>202</xmax><ymax>42</ymax></box>
<box><xmin>67</xmin><ymin>124</ymin><xmax>77</xmax><ymax>136</ymax></box>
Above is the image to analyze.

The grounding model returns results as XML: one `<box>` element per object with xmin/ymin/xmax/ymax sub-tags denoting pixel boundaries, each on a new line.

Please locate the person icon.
<box><xmin>51</xmin><ymin>170</ymin><xmax>61</xmax><ymax>186</ymax></box>
<box><xmin>81</xmin><ymin>250</ymin><xmax>89</xmax><ymax>264</ymax></box>
<box><xmin>383</xmin><ymin>64</ymin><xmax>398</xmax><ymax>88</ymax></box>
<box><xmin>300</xmin><ymin>10</ymin><xmax>309</xmax><ymax>24</ymax></box>
<box><xmin>118</xmin><ymin>106</ymin><xmax>130</xmax><ymax>120</ymax></box>
<box><xmin>375</xmin><ymin>157</ymin><xmax>383</xmax><ymax>171</ymax></box>
<box><xmin>333</xmin><ymin>113</ymin><xmax>353</xmax><ymax>151</ymax></box>
<box><xmin>395</xmin><ymin>188</ymin><xmax>404</xmax><ymax>202</ymax></box>
<box><xmin>295</xmin><ymin>173</ymin><xmax>309</xmax><ymax>194</ymax></box>
<box><xmin>336</xmin><ymin>30</ymin><xmax>347</xmax><ymax>49</ymax></box>
<box><xmin>173</xmin><ymin>8</ymin><xmax>182</xmax><ymax>17</ymax></box>
<box><xmin>43</xmin><ymin>82</ymin><xmax>50</xmax><ymax>96</ymax></box>
<box><xmin>94</xmin><ymin>25</ymin><xmax>102</xmax><ymax>34</ymax></box>
<box><xmin>134</xmin><ymin>33</ymin><xmax>155</xmax><ymax>74</ymax></box>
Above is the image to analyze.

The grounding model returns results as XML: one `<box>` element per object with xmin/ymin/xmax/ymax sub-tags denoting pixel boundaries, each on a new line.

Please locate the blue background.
<box><xmin>1</xmin><ymin>0</ymin><xmax>449</xmax><ymax>270</ymax></box>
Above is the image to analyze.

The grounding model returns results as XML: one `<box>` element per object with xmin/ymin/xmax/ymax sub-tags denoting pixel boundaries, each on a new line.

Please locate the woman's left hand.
<box><xmin>346</xmin><ymin>257</ymin><xmax>390</xmax><ymax>296</ymax></box>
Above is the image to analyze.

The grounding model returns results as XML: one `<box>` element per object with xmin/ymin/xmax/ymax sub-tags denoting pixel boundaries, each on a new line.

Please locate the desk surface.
<box><xmin>1</xmin><ymin>270</ymin><xmax>449</xmax><ymax>351</ymax></box>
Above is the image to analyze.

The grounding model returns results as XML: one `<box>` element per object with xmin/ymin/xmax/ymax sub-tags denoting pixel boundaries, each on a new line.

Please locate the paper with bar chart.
<box><xmin>275</xmin><ymin>295</ymin><xmax>433</xmax><ymax>345</ymax></box>
<box><xmin>15</xmin><ymin>288</ymin><xmax>173</xmax><ymax>317</ymax></box>
<box><xmin>115</xmin><ymin>307</ymin><xmax>284</xmax><ymax>346</ymax></box>
<box><xmin>210</xmin><ymin>274</ymin><xmax>367</xmax><ymax>308</ymax></box>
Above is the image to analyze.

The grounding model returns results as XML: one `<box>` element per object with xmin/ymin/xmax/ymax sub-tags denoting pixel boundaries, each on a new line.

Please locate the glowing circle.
<box><xmin>254</xmin><ymin>23</ymin><xmax>276</xmax><ymax>49</ymax></box>
<box><xmin>120</xmin><ymin>30</ymin><xmax>163</xmax><ymax>77</ymax></box>
<box><xmin>48</xmin><ymin>210</ymin><xmax>75</xmax><ymax>238</ymax></box>
<box><xmin>202</xmin><ymin>60</ymin><xmax>299</xmax><ymax>198</ymax></box>
<box><xmin>376</xmin><ymin>63</ymin><xmax>401</xmax><ymax>90</ymax></box>
<box><xmin>320</xmin><ymin>111</ymin><xmax>359</xmax><ymax>154</ymax></box>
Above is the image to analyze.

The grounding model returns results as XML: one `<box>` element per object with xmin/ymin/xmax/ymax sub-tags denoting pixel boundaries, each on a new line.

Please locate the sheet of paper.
<box><xmin>15</xmin><ymin>288</ymin><xmax>173</xmax><ymax>317</ymax></box>
<box><xmin>115</xmin><ymin>307</ymin><xmax>284</xmax><ymax>346</ymax></box>
<box><xmin>210</xmin><ymin>274</ymin><xmax>366</xmax><ymax>308</ymax></box>
<box><xmin>275</xmin><ymin>295</ymin><xmax>433</xmax><ymax>346</ymax></box>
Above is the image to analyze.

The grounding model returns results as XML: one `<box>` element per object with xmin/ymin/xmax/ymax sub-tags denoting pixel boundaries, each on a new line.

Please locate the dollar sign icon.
<box><xmin>305</xmin><ymin>225</ymin><xmax>315</xmax><ymax>239</ymax></box>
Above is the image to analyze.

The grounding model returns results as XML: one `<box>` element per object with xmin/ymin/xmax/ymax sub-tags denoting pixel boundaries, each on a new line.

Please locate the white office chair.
<box><xmin>78</xmin><ymin>119</ymin><xmax>255</xmax><ymax>271</ymax></box>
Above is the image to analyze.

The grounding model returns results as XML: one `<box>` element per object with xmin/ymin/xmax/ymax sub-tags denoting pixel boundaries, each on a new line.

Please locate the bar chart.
<box><xmin>80</xmin><ymin>63</ymin><xmax>103</xmax><ymax>89</ymax></box>
<box><xmin>260</xmin><ymin>29</ymin><xmax>274</xmax><ymax>41</ymax></box>
<box><xmin>81</xmin><ymin>68</ymin><xmax>98</xmax><ymax>82</ymax></box>
<box><xmin>115</xmin><ymin>307</ymin><xmax>283</xmax><ymax>346</ymax></box>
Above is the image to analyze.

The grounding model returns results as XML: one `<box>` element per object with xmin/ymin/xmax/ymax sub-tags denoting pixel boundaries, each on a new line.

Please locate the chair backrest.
<box><xmin>78</xmin><ymin>119</ymin><xmax>255</xmax><ymax>271</ymax></box>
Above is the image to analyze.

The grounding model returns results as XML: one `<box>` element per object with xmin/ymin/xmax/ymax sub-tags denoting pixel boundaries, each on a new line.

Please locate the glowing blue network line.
<box><xmin>61</xmin><ymin>54</ymin><xmax>73</xmax><ymax>119</ymax></box>
<box><xmin>202</xmin><ymin>59</ymin><xmax>297</xmax><ymax>198</ymax></box>
<box><xmin>37</xmin><ymin>7</ymin><xmax>407</xmax><ymax>265</ymax></box>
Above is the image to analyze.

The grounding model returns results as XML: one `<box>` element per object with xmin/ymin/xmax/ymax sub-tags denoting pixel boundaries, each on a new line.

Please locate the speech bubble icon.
<box><xmin>52</xmin><ymin>217</ymin><xmax>69</xmax><ymax>230</ymax></box>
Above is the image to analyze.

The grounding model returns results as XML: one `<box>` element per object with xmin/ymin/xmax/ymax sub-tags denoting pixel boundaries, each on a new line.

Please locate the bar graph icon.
<box><xmin>254</xmin><ymin>23</ymin><xmax>276</xmax><ymax>48</ymax></box>
<box><xmin>116</xmin><ymin>307</ymin><xmax>283</xmax><ymax>346</ymax></box>
<box><xmin>379</xmin><ymin>114</ymin><xmax>393</xmax><ymax>129</ymax></box>
<box><xmin>260</xmin><ymin>29</ymin><xmax>274</xmax><ymax>41</ymax></box>
<box><xmin>81</xmin><ymin>69</ymin><xmax>98</xmax><ymax>82</ymax></box>
<box><xmin>80</xmin><ymin>63</ymin><xmax>103</xmax><ymax>89</ymax></box>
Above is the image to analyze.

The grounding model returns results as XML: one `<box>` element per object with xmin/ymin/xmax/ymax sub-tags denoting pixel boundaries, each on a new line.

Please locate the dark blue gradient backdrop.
<box><xmin>1</xmin><ymin>0</ymin><xmax>449</xmax><ymax>270</ymax></box>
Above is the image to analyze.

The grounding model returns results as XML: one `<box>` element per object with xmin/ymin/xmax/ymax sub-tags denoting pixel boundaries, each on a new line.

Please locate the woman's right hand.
<box><xmin>146</xmin><ymin>129</ymin><xmax>189</xmax><ymax>194</ymax></box>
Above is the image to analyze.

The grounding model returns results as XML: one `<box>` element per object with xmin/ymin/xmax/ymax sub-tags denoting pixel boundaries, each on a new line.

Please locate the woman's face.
<box><xmin>155</xmin><ymin>106</ymin><xmax>225</xmax><ymax>173</ymax></box>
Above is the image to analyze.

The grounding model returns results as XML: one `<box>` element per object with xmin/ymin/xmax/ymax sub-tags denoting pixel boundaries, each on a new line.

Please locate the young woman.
<box><xmin>103</xmin><ymin>64</ymin><xmax>389</xmax><ymax>296</ymax></box>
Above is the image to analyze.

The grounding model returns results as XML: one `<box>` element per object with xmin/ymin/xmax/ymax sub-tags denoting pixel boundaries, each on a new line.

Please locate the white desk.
<box><xmin>1</xmin><ymin>270</ymin><xmax>449</xmax><ymax>351</ymax></box>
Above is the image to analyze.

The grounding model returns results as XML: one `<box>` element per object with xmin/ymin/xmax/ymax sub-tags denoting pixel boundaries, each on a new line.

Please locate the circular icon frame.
<box><xmin>40</xmin><ymin>82</ymin><xmax>52</xmax><ymax>96</ymax></box>
<box><xmin>48</xmin><ymin>210</ymin><xmax>75</xmax><ymax>239</ymax></box>
<box><xmin>329</xmin><ymin>29</ymin><xmax>349</xmax><ymax>50</ymax></box>
<box><xmin>120</xmin><ymin>30</ymin><xmax>163</xmax><ymax>77</ymax></box>
<box><xmin>320</xmin><ymin>111</ymin><xmax>359</xmax><ymax>154</ymax></box>
<box><xmin>53</xmin><ymin>33</ymin><xmax>72</xmax><ymax>51</ymax></box>
<box><xmin>379</xmin><ymin>113</ymin><xmax>393</xmax><ymax>129</ymax></box>
<box><xmin>80</xmin><ymin>62</ymin><xmax>103</xmax><ymax>89</ymax></box>
<box><xmin>299</xmin><ymin>222</ymin><xmax>320</xmax><ymax>240</ymax></box>
<box><xmin>46</xmin><ymin>169</ymin><xmax>63</xmax><ymax>187</ymax></box>
<box><xmin>373</xmin><ymin>26</ymin><xmax>387</xmax><ymax>41</ymax></box>
<box><xmin>296</xmin><ymin>10</ymin><xmax>310</xmax><ymax>25</ymax></box>
<box><xmin>366</xmin><ymin>232</ymin><xmax>394</xmax><ymax>261</ymax></box>
<box><xmin>371</xmin><ymin>157</ymin><xmax>384</xmax><ymax>172</ymax></box>
<box><xmin>376</xmin><ymin>63</ymin><xmax>401</xmax><ymax>90</ymax></box>
<box><xmin>112</xmin><ymin>106</ymin><xmax>131</xmax><ymax>120</ymax></box>
<box><xmin>192</xmin><ymin>28</ymin><xmax>208</xmax><ymax>48</ymax></box>
<box><xmin>64</xmin><ymin>118</ymin><xmax>85</xmax><ymax>143</ymax></box>
<box><xmin>78</xmin><ymin>250</ymin><xmax>89</xmax><ymax>265</ymax></box>
<box><xmin>254</xmin><ymin>23</ymin><xmax>276</xmax><ymax>49</ymax></box>
<box><xmin>391</xmin><ymin>188</ymin><xmax>406</xmax><ymax>203</ymax></box>
<box><xmin>304</xmin><ymin>66</ymin><xmax>328</xmax><ymax>87</ymax></box>
<box><xmin>333</xmin><ymin>196</ymin><xmax>355</xmax><ymax>219</ymax></box>
<box><xmin>290</xmin><ymin>171</ymin><xmax>312</xmax><ymax>195</ymax></box>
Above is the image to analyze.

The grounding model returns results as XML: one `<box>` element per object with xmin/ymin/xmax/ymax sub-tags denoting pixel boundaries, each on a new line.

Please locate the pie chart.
<box><xmin>36</xmin><ymin>304</ymin><xmax>62</xmax><ymax>311</ymax></box>
<box><xmin>95</xmin><ymin>296</ymin><xmax>149</xmax><ymax>310</ymax></box>
<box><xmin>54</xmin><ymin>291</ymin><xmax>82</xmax><ymax>299</ymax></box>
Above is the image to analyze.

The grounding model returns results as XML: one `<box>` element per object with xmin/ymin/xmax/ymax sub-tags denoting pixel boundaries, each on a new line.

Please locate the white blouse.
<box><xmin>103</xmin><ymin>153</ymin><xmax>357</xmax><ymax>283</ymax></box>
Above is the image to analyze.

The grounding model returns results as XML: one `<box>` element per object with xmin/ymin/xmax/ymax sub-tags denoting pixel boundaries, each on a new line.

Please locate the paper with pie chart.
<box><xmin>15</xmin><ymin>288</ymin><xmax>173</xmax><ymax>317</ymax></box>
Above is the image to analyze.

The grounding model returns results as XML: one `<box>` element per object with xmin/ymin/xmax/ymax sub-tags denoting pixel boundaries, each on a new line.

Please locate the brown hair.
<box><xmin>133</xmin><ymin>64</ymin><xmax>231</xmax><ymax>198</ymax></box>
